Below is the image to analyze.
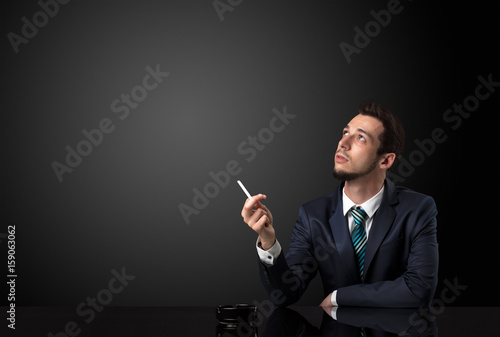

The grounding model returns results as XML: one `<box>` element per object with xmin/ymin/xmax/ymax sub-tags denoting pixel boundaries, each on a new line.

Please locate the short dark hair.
<box><xmin>358</xmin><ymin>101</ymin><xmax>405</xmax><ymax>158</ymax></box>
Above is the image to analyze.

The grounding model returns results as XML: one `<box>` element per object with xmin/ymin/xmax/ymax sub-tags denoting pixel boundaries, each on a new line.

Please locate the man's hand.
<box><xmin>319</xmin><ymin>293</ymin><xmax>333</xmax><ymax>307</ymax></box>
<box><xmin>241</xmin><ymin>194</ymin><xmax>275</xmax><ymax>250</ymax></box>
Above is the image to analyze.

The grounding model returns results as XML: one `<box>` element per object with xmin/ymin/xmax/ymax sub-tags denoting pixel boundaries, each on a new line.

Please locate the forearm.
<box><xmin>258</xmin><ymin>252</ymin><xmax>311</xmax><ymax>307</ymax></box>
<box><xmin>256</xmin><ymin>237</ymin><xmax>317</xmax><ymax>307</ymax></box>
<box><xmin>256</xmin><ymin>205</ymin><xmax>318</xmax><ymax>307</ymax></box>
<box><xmin>336</xmin><ymin>277</ymin><xmax>427</xmax><ymax>308</ymax></box>
<box><xmin>337</xmin><ymin>224</ymin><xmax>439</xmax><ymax>308</ymax></box>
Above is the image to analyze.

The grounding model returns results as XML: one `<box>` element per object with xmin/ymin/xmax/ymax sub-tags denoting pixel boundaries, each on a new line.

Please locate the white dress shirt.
<box><xmin>256</xmin><ymin>184</ymin><xmax>385</xmax><ymax>306</ymax></box>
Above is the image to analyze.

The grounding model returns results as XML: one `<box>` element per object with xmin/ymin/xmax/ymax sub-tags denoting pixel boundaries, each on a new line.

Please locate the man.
<box><xmin>241</xmin><ymin>101</ymin><xmax>438</xmax><ymax>308</ymax></box>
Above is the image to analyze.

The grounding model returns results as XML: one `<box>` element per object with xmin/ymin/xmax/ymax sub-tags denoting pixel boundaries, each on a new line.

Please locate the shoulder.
<box><xmin>391</xmin><ymin>184</ymin><xmax>437</xmax><ymax>219</ymax></box>
<box><xmin>297</xmin><ymin>192</ymin><xmax>337</xmax><ymax>222</ymax></box>
<box><xmin>385</xmin><ymin>178</ymin><xmax>434</xmax><ymax>206</ymax></box>
<box><xmin>302</xmin><ymin>192</ymin><xmax>336</xmax><ymax>210</ymax></box>
<box><xmin>287</xmin><ymin>193</ymin><xmax>337</xmax><ymax>234</ymax></box>
<box><xmin>394</xmin><ymin>185</ymin><xmax>431</xmax><ymax>202</ymax></box>
<box><xmin>393</xmin><ymin>185</ymin><xmax>435</xmax><ymax>205</ymax></box>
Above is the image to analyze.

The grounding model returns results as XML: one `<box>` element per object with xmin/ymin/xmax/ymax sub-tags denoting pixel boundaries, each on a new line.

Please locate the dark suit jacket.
<box><xmin>259</xmin><ymin>179</ymin><xmax>439</xmax><ymax>307</ymax></box>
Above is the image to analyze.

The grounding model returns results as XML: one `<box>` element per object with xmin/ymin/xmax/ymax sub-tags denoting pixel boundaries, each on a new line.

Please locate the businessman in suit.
<box><xmin>241</xmin><ymin>101</ymin><xmax>438</xmax><ymax>307</ymax></box>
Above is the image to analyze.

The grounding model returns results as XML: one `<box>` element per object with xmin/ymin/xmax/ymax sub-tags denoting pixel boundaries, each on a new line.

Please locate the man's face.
<box><xmin>333</xmin><ymin>114</ymin><xmax>384</xmax><ymax>181</ymax></box>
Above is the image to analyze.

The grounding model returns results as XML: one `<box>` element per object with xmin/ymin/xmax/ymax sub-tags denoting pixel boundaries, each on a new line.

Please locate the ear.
<box><xmin>379</xmin><ymin>153</ymin><xmax>396</xmax><ymax>170</ymax></box>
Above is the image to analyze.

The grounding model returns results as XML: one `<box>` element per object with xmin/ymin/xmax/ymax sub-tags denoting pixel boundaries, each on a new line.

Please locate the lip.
<box><xmin>335</xmin><ymin>154</ymin><xmax>348</xmax><ymax>163</ymax></box>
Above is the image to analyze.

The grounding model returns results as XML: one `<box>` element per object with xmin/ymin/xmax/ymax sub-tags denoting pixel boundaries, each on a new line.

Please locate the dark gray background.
<box><xmin>1</xmin><ymin>0</ymin><xmax>499</xmax><ymax>307</ymax></box>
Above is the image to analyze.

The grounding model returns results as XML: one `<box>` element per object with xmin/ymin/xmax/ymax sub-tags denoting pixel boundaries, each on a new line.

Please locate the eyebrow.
<box><xmin>344</xmin><ymin>124</ymin><xmax>373</xmax><ymax>140</ymax></box>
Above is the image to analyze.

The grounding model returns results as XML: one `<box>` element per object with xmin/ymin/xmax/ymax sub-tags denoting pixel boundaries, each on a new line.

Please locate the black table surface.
<box><xmin>2</xmin><ymin>306</ymin><xmax>498</xmax><ymax>336</ymax></box>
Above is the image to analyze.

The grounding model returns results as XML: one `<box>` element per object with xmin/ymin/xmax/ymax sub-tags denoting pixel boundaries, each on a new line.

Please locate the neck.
<box><xmin>344</xmin><ymin>172</ymin><xmax>385</xmax><ymax>204</ymax></box>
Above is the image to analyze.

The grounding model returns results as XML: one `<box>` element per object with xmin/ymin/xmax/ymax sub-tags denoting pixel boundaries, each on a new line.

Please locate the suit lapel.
<box><xmin>329</xmin><ymin>184</ymin><xmax>360</xmax><ymax>283</ymax></box>
<box><xmin>364</xmin><ymin>179</ymin><xmax>399</xmax><ymax>280</ymax></box>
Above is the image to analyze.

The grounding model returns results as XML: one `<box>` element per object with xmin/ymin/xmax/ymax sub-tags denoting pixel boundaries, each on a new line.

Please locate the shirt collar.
<box><xmin>342</xmin><ymin>184</ymin><xmax>385</xmax><ymax>218</ymax></box>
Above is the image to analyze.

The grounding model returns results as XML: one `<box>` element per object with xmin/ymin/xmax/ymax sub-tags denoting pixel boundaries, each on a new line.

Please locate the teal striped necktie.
<box><xmin>350</xmin><ymin>206</ymin><xmax>368</xmax><ymax>280</ymax></box>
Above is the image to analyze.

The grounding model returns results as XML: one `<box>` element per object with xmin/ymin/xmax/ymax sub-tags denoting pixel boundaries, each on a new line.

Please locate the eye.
<box><xmin>358</xmin><ymin>135</ymin><xmax>366</xmax><ymax>142</ymax></box>
<box><xmin>343</xmin><ymin>130</ymin><xmax>349</xmax><ymax>136</ymax></box>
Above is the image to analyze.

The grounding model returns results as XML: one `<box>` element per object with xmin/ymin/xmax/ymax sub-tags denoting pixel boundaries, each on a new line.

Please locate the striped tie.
<box><xmin>350</xmin><ymin>206</ymin><xmax>368</xmax><ymax>280</ymax></box>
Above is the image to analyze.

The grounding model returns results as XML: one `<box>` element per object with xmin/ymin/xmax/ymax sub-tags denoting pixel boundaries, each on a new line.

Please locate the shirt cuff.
<box><xmin>331</xmin><ymin>290</ymin><xmax>338</xmax><ymax>306</ymax></box>
<box><xmin>330</xmin><ymin>306</ymin><xmax>338</xmax><ymax>320</ymax></box>
<box><xmin>256</xmin><ymin>238</ymin><xmax>282</xmax><ymax>265</ymax></box>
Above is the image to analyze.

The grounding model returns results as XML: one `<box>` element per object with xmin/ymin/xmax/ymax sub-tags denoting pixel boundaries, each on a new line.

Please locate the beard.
<box><xmin>332</xmin><ymin>156</ymin><xmax>379</xmax><ymax>182</ymax></box>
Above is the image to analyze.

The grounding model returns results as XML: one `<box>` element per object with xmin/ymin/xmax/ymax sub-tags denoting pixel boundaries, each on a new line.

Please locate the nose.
<box><xmin>338</xmin><ymin>134</ymin><xmax>351</xmax><ymax>151</ymax></box>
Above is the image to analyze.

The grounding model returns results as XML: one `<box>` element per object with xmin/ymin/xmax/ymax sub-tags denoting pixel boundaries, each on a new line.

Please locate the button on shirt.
<box><xmin>257</xmin><ymin>184</ymin><xmax>385</xmax><ymax>306</ymax></box>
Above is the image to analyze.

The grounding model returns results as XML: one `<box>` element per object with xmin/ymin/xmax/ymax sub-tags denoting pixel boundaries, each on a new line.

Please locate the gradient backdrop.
<box><xmin>1</xmin><ymin>0</ymin><xmax>499</xmax><ymax>309</ymax></box>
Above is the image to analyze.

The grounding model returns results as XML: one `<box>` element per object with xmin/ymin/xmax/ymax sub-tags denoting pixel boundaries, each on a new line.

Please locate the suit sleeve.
<box><xmin>258</xmin><ymin>205</ymin><xmax>318</xmax><ymax>307</ymax></box>
<box><xmin>336</xmin><ymin>196</ymin><xmax>439</xmax><ymax>307</ymax></box>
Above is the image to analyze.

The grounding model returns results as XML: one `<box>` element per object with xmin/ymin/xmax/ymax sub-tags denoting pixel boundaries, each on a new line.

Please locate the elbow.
<box><xmin>407</xmin><ymin>275</ymin><xmax>438</xmax><ymax>308</ymax></box>
<box><xmin>417</xmin><ymin>287</ymin><xmax>435</xmax><ymax>308</ymax></box>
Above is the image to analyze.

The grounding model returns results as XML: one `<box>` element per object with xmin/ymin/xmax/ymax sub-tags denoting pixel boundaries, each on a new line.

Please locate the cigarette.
<box><xmin>237</xmin><ymin>180</ymin><xmax>252</xmax><ymax>199</ymax></box>
<box><xmin>238</xmin><ymin>180</ymin><xmax>267</xmax><ymax>226</ymax></box>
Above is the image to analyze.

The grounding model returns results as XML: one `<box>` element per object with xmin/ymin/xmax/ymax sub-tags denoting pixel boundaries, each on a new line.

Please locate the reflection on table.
<box><xmin>258</xmin><ymin>306</ymin><xmax>437</xmax><ymax>337</ymax></box>
<box><xmin>6</xmin><ymin>306</ymin><xmax>499</xmax><ymax>336</ymax></box>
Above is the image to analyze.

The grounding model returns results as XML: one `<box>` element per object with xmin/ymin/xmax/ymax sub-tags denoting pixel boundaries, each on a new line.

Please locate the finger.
<box><xmin>258</xmin><ymin>203</ymin><xmax>270</xmax><ymax>212</ymax></box>
<box><xmin>257</xmin><ymin>209</ymin><xmax>273</xmax><ymax>228</ymax></box>
<box><xmin>242</xmin><ymin>202</ymin><xmax>259</xmax><ymax>221</ymax></box>
<box><xmin>320</xmin><ymin>305</ymin><xmax>333</xmax><ymax>317</ymax></box>
<box><xmin>254</xmin><ymin>214</ymin><xmax>270</xmax><ymax>231</ymax></box>
<box><xmin>254</xmin><ymin>203</ymin><xmax>272</xmax><ymax>224</ymax></box>
<box><xmin>247</xmin><ymin>207</ymin><xmax>268</xmax><ymax>227</ymax></box>
<box><xmin>244</xmin><ymin>194</ymin><xmax>267</xmax><ymax>209</ymax></box>
<box><xmin>242</xmin><ymin>194</ymin><xmax>267</xmax><ymax>218</ymax></box>
<box><xmin>258</xmin><ymin>204</ymin><xmax>272</xmax><ymax>221</ymax></box>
